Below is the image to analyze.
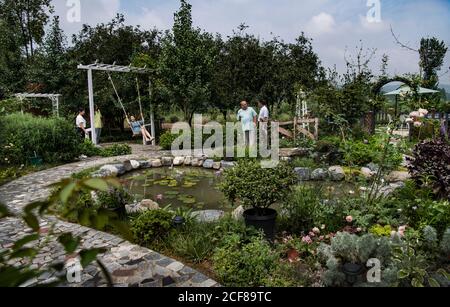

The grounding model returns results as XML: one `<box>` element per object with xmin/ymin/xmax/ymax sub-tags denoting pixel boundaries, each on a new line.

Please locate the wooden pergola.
<box><xmin>77</xmin><ymin>62</ymin><xmax>155</xmax><ymax>145</ymax></box>
<box><xmin>14</xmin><ymin>93</ymin><xmax>62</xmax><ymax>117</ymax></box>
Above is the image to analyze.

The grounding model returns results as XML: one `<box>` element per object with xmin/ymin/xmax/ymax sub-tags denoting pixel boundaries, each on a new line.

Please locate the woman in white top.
<box><xmin>76</xmin><ymin>108</ymin><xmax>87</xmax><ymax>140</ymax></box>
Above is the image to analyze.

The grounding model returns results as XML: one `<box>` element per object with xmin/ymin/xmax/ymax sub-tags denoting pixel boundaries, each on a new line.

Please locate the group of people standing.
<box><xmin>76</xmin><ymin>107</ymin><xmax>103</xmax><ymax>144</ymax></box>
<box><xmin>237</xmin><ymin>100</ymin><xmax>270</xmax><ymax>146</ymax></box>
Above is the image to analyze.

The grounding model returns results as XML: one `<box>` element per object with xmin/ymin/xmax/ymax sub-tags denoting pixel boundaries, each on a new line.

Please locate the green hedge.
<box><xmin>0</xmin><ymin>113</ymin><xmax>81</xmax><ymax>165</ymax></box>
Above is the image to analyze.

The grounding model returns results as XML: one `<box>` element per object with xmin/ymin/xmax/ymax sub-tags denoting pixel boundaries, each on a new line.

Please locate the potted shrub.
<box><xmin>220</xmin><ymin>160</ymin><xmax>297</xmax><ymax>240</ymax></box>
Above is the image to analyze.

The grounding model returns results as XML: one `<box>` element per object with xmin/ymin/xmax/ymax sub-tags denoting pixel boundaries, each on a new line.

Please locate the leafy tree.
<box><xmin>0</xmin><ymin>0</ymin><xmax>53</xmax><ymax>59</ymax></box>
<box><xmin>158</xmin><ymin>0</ymin><xmax>217</xmax><ymax>123</ymax></box>
<box><xmin>419</xmin><ymin>37</ymin><xmax>448</xmax><ymax>87</ymax></box>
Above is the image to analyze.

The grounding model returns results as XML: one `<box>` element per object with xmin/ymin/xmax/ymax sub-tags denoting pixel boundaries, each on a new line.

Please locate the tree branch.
<box><xmin>390</xmin><ymin>25</ymin><xmax>418</xmax><ymax>52</ymax></box>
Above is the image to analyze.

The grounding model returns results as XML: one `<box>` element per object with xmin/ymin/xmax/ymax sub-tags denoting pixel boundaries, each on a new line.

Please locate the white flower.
<box><xmin>418</xmin><ymin>108</ymin><xmax>429</xmax><ymax>116</ymax></box>
<box><xmin>410</xmin><ymin>111</ymin><xmax>420</xmax><ymax>118</ymax></box>
<box><xmin>359</xmin><ymin>187</ymin><xmax>368</xmax><ymax>192</ymax></box>
<box><xmin>414</xmin><ymin>121</ymin><xmax>423</xmax><ymax>127</ymax></box>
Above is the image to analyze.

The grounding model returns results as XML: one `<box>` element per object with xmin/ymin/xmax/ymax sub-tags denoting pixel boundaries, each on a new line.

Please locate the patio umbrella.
<box><xmin>383</xmin><ymin>85</ymin><xmax>440</xmax><ymax>96</ymax></box>
<box><xmin>383</xmin><ymin>85</ymin><xmax>440</xmax><ymax>117</ymax></box>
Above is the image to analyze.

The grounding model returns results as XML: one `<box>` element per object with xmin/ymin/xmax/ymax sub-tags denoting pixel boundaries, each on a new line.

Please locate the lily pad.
<box><xmin>178</xmin><ymin>195</ymin><xmax>196</xmax><ymax>205</ymax></box>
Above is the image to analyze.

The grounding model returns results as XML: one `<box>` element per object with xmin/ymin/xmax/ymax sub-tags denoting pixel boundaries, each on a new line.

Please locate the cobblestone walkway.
<box><xmin>0</xmin><ymin>153</ymin><xmax>219</xmax><ymax>287</ymax></box>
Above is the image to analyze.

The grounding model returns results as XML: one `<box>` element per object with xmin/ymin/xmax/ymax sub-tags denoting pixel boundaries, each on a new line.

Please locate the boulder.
<box><xmin>232</xmin><ymin>206</ymin><xmax>245</xmax><ymax>221</ymax></box>
<box><xmin>140</xmin><ymin>199</ymin><xmax>160</xmax><ymax>210</ymax></box>
<box><xmin>377</xmin><ymin>182</ymin><xmax>406</xmax><ymax>197</ymax></box>
<box><xmin>191</xmin><ymin>210</ymin><xmax>225</xmax><ymax>223</ymax></box>
<box><xmin>152</xmin><ymin>159</ymin><xmax>162</xmax><ymax>168</ymax></box>
<box><xmin>329</xmin><ymin>166</ymin><xmax>345</xmax><ymax>181</ymax></box>
<box><xmin>123</xmin><ymin>160</ymin><xmax>134</xmax><ymax>172</ymax></box>
<box><xmin>161</xmin><ymin>157</ymin><xmax>173</xmax><ymax>166</ymax></box>
<box><xmin>360</xmin><ymin>167</ymin><xmax>374</xmax><ymax>179</ymax></box>
<box><xmin>184</xmin><ymin>156</ymin><xmax>192</xmax><ymax>166</ymax></box>
<box><xmin>221</xmin><ymin>161</ymin><xmax>235</xmax><ymax>169</ymax></box>
<box><xmin>366</xmin><ymin>163</ymin><xmax>379</xmax><ymax>173</ymax></box>
<box><xmin>294</xmin><ymin>167</ymin><xmax>311</xmax><ymax>181</ymax></box>
<box><xmin>173</xmin><ymin>157</ymin><xmax>185</xmax><ymax>166</ymax></box>
<box><xmin>213</xmin><ymin>162</ymin><xmax>222</xmax><ymax>170</ymax></box>
<box><xmin>191</xmin><ymin>158</ymin><xmax>200</xmax><ymax>167</ymax></box>
<box><xmin>111</xmin><ymin>164</ymin><xmax>126</xmax><ymax>175</ymax></box>
<box><xmin>203</xmin><ymin>159</ymin><xmax>214</xmax><ymax>169</ymax></box>
<box><xmin>279</xmin><ymin>148</ymin><xmax>308</xmax><ymax>158</ymax></box>
<box><xmin>130</xmin><ymin>160</ymin><xmax>140</xmax><ymax>169</ymax></box>
<box><xmin>125</xmin><ymin>203</ymin><xmax>146</xmax><ymax>214</ymax></box>
<box><xmin>99</xmin><ymin>165</ymin><xmax>119</xmax><ymax>177</ymax></box>
<box><xmin>311</xmin><ymin>168</ymin><xmax>329</xmax><ymax>181</ymax></box>
<box><xmin>387</xmin><ymin>171</ymin><xmax>411</xmax><ymax>182</ymax></box>
<box><xmin>138</xmin><ymin>160</ymin><xmax>152</xmax><ymax>169</ymax></box>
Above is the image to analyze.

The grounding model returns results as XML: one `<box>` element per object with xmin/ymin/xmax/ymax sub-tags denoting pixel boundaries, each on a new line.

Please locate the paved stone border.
<box><xmin>0</xmin><ymin>154</ymin><xmax>220</xmax><ymax>287</ymax></box>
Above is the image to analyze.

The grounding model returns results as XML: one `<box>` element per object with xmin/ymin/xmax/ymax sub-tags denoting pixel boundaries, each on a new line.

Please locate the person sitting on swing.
<box><xmin>130</xmin><ymin>116</ymin><xmax>154</xmax><ymax>144</ymax></box>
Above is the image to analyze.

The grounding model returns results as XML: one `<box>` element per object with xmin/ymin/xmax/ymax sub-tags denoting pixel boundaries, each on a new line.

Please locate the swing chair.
<box><xmin>108</xmin><ymin>73</ymin><xmax>154</xmax><ymax>146</ymax></box>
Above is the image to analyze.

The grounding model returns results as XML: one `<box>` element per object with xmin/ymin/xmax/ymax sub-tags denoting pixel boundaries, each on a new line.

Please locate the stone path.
<box><xmin>0</xmin><ymin>153</ymin><xmax>219</xmax><ymax>287</ymax></box>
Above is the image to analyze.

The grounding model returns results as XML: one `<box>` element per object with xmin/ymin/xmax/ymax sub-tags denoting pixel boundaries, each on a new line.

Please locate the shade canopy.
<box><xmin>384</xmin><ymin>85</ymin><xmax>440</xmax><ymax>96</ymax></box>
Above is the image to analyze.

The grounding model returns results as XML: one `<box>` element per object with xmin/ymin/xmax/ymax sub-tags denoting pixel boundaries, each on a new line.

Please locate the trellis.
<box><xmin>77</xmin><ymin>62</ymin><xmax>155</xmax><ymax>145</ymax></box>
<box><xmin>14</xmin><ymin>93</ymin><xmax>62</xmax><ymax>117</ymax></box>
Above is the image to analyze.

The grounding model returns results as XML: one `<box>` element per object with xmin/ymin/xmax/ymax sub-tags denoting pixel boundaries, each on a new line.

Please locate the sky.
<box><xmin>52</xmin><ymin>0</ymin><xmax>450</xmax><ymax>85</ymax></box>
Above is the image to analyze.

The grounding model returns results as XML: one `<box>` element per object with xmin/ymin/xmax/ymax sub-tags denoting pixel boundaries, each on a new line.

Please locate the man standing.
<box><xmin>76</xmin><ymin>108</ymin><xmax>87</xmax><ymax>141</ymax></box>
<box><xmin>258</xmin><ymin>100</ymin><xmax>270</xmax><ymax>144</ymax></box>
<box><xmin>237</xmin><ymin>101</ymin><xmax>257</xmax><ymax>146</ymax></box>
<box><xmin>94</xmin><ymin>106</ymin><xmax>103</xmax><ymax>144</ymax></box>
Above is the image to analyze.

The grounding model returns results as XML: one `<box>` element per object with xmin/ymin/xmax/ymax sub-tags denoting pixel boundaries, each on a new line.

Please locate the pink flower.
<box><xmin>356</xmin><ymin>228</ymin><xmax>362</xmax><ymax>233</ymax></box>
<box><xmin>156</xmin><ymin>194</ymin><xmax>163</xmax><ymax>201</ymax></box>
<box><xmin>398</xmin><ymin>226</ymin><xmax>407</xmax><ymax>237</ymax></box>
<box><xmin>312</xmin><ymin>227</ymin><xmax>321</xmax><ymax>234</ymax></box>
<box><xmin>413</xmin><ymin>121</ymin><xmax>423</xmax><ymax>127</ymax></box>
<box><xmin>302</xmin><ymin>236</ymin><xmax>313</xmax><ymax>245</ymax></box>
<box><xmin>346</xmin><ymin>216</ymin><xmax>353</xmax><ymax>223</ymax></box>
<box><xmin>319</xmin><ymin>236</ymin><xmax>325</xmax><ymax>241</ymax></box>
<box><xmin>309</xmin><ymin>231</ymin><xmax>316</xmax><ymax>237</ymax></box>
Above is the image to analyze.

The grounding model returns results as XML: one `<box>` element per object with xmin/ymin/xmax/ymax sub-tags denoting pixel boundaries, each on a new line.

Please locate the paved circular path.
<box><xmin>0</xmin><ymin>152</ymin><xmax>219</xmax><ymax>287</ymax></box>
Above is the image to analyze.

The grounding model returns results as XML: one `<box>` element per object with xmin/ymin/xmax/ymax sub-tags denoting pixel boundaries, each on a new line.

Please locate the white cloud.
<box><xmin>306</xmin><ymin>13</ymin><xmax>336</xmax><ymax>36</ymax></box>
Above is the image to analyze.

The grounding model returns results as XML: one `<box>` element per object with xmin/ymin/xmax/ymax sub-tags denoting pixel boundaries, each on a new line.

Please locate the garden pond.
<box><xmin>121</xmin><ymin>167</ymin><xmax>362</xmax><ymax>212</ymax></box>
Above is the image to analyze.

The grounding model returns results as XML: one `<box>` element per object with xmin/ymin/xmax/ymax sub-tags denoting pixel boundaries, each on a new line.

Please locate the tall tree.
<box><xmin>419</xmin><ymin>37</ymin><xmax>448</xmax><ymax>88</ymax></box>
<box><xmin>158</xmin><ymin>0</ymin><xmax>217</xmax><ymax>123</ymax></box>
<box><xmin>0</xmin><ymin>0</ymin><xmax>53</xmax><ymax>59</ymax></box>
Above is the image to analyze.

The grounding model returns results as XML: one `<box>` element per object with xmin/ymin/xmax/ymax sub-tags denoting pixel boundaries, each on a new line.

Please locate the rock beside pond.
<box><xmin>329</xmin><ymin>166</ymin><xmax>345</xmax><ymax>181</ymax></box>
<box><xmin>377</xmin><ymin>182</ymin><xmax>405</xmax><ymax>197</ymax></box>
<box><xmin>111</xmin><ymin>164</ymin><xmax>127</xmax><ymax>175</ymax></box>
<box><xmin>366</xmin><ymin>163</ymin><xmax>379</xmax><ymax>173</ymax></box>
<box><xmin>221</xmin><ymin>161</ymin><xmax>235</xmax><ymax>169</ymax></box>
<box><xmin>123</xmin><ymin>160</ymin><xmax>140</xmax><ymax>172</ymax></box>
<box><xmin>162</xmin><ymin>157</ymin><xmax>173</xmax><ymax>166</ymax></box>
<box><xmin>173</xmin><ymin>157</ymin><xmax>185</xmax><ymax>166</ymax></box>
<box><xmin>361</xmin><ymin>167</ymin><xmax>375</xmax><ymax>179</ymax></box>
<box><xmin>138</xmin><ymin>160</ymin><xmax>152</xmax><ymax>169</ymax></box>
<box><xmin>192</xmin><ymin>210</ymin><xmax>225</xmax><ymax>223</ymax></box>
<box><xmin>99</xmin><ymin>165</ymin><xmax>120</xmax><ymax>177</ymax></box>
<box><xmin>151</xmin><ymin>159</ymin><xmax>162</xmax><ymax>168</ymax></box>
<box><xmin>140</xmin><ymin>199</ymin><xmax>160</xmax><ymax>210</ymax></box>
<box><xmin>232</xmin><ymin>206</ymin><xmax>245</xmax><ymax>221</ymax></box>
<box><xmin>203</xmin><ymin>159</ymin><xmax>214</xmax><ymax>169</ymax></box>
<box><xmin>280</xmin><ymin>148</ymin><xmax>308</xmax><ymax>157</ymax></box>
<box><xmin>184</xmin><ymin>156</ymin><xmax>192</xmax><ymax>166</ymax></box>
<box><xmin>387</xmin><ymin>171</ymin><xmax>411</xmax><ymax>182</ymax></box>
<box><xmin>213</xmin><ymin>162</ymin><xmax>221</xmax><ymax>170</ymax></box>
<box><xmin>294</xmin><ymin>167</ymin><xmax>311</xmax><ymax>181</ymax></box>
<box><xmin>311</xmin><ymin>168</ymin><xmax>329</xmax><ymax>181</ymax></box>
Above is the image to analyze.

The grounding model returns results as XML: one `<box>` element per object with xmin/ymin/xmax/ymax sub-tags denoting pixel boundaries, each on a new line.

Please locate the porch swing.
<box><xmin>108</xmin><ymin>73</ymin><xmax>154</xmax><ymax>145</ymax></box>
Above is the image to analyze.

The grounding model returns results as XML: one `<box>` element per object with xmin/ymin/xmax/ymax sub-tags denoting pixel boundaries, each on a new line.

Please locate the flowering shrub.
<box><xmin>407</xmin><ymin>140</ymin><xmax>450</xmax><ymax>200</ymax></box>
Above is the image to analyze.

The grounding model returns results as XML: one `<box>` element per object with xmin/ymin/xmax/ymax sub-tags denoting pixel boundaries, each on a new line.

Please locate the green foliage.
<box><xmin>440</xmin><ymin>228</ymin><xmax>450</xmax><ymax>256</ymax></box>
<box><xmin>159</xmin><ymin>130</ymin><xmax>180</xmax><ymax>150</ymax></box>
<box><xmin>131</xmin><ymin>209</ymin><xmax>174</xmax><ymax>246</ymax></box>
<box><xmin>212</xmin><ymin>233</ymin><xmax>279</xmax><ymax>287</ymax></box>
<box><xmin>220</xmin><ymin>160</ymin><xmax>297</xmax><ymax>211</ymax></box>
<box><xmin>96</xmin><ymin>187</ymin><xmax>132</xmax><ymax>211</ymax></box>
<box><xmin>100</xmin><ymin>144</ymin><xmax>132</xmax><ymax>157</ymax></box>
<box><xmin>0</xmin><ymin>177</ymin><xmax>124</xmax><ymax>287</ymax></box>
<box><xmin>79</xmin><ymin>139</ymin><xmax>102</xmax><ymax>157</ymax></box>
<box><xmin>369</xmin><ymin>224</ymin><xmax>393</xmax><ymax>237</ymax></box>
<box><xmin>0</xmin><ymin>113</ymin><xmax>81</xmax><ymax>165</ymax></box>
<box><xmin>407</xmin><ymin>140</ymin><xmax>450</xmax><ymax>200</ymax></box>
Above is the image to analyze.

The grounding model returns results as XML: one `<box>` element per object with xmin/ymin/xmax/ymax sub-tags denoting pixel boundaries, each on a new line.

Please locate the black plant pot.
<box><xmin>342</xmin><ymin>263</ymin><xmax>365</xmax><ymax>285</ymax></box>
<box><xmin>243</xmin><ymin>208</ymin><xmax>277</xmax><ymax>241</ymax></box>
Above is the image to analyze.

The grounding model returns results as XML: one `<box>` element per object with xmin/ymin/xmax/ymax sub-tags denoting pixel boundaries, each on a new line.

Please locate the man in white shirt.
<box><xmin>258</xmin><ymin>101</ymin><xmax>270</xmax><ymax>144</ymax></box>
<box><xmin>76</xmin><ymin>108</ymin><xmax>87</xmax><ymax>141</ymax></box>
<box><xmin>237</xmin><ymin>101</ymin><xmax>257</xmax><ymax>146</ymax></box>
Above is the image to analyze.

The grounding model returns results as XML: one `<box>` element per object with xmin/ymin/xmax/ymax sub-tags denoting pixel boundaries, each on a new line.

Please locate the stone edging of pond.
<box><xmin>0</xmin><ymin>155</ymin><xmax>220</xmax><ymax>287</ymax></box>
